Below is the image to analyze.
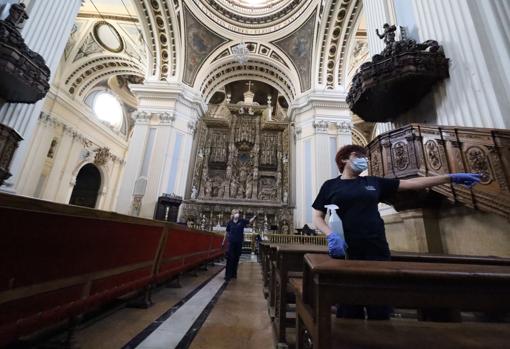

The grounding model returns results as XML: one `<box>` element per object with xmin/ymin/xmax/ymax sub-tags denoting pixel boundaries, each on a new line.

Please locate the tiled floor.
<box><xmin>72</xmin><ymin>255</ymin><xmax>274</xmax><ymax>349</ymax></box>
<box><xmin>135</xmin><ymin>272</ymin><xmax>225</xmax><ymax>349</ymax></box>
<box><xmin>189</xmin><ymin>258</ymin><xmax>275</xmax><ymax>349</ymax></box>
<box><xmin>73</xmin><ymin>265</ymin><xmax>222</xmax><ymax>349</ymax></box>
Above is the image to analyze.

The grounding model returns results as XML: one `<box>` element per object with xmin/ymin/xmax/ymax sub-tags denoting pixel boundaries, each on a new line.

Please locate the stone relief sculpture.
<box><xmin>191</xmin><ymin>185</ymin><xmax>198</xmax><ymax>200</ymax></box>
<box><xmin>183</xmin><ymin>84</ymin><xmax>292</xmax><ymax>232</ymax></box>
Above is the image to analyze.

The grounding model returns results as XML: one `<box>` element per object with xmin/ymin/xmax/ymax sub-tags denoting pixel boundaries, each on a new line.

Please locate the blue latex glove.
<box><xmin>449</xmin><ymin>173</ymin><xmax>482</xmax><ymax>188</ymax></box>
<box><xmin>327</xmin><ymin>233</ymin><xmax>347</xmax><ymax>258</ymax></box>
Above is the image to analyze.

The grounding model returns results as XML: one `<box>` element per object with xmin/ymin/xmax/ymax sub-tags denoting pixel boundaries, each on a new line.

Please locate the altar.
<box><xmin>181</xmin><ymin>81</ymin><xmax>293</xmax><ymax>233</ymax></box>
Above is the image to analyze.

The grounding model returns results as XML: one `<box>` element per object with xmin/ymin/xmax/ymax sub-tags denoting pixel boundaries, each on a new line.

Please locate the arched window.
<box><xmin>69</xmin><ymin>164</ymin><xmax>102</xmax><ymax>208</ymax></box>
<box><xmin>92</xmin><ymin>91</ymin><xmax>124</xmax><ymax>129</ymax></box>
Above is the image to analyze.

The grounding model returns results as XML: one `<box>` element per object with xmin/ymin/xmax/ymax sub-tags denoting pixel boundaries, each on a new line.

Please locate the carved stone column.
<box><xmin>116</xmin><ymin>82</ymin><xmax>206</xmax><ymax>219</ymax></box>
<box><xmin>289</xmin><ymin>90</ymin><xmax>352</xmax><ymax>227</ymax></box>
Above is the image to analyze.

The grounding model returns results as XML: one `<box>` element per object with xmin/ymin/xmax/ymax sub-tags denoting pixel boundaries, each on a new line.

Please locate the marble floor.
<box><xmin>189</xmin><ymin>257</ymin><xmax>275</xmax><ymax>349</ymax></box>
<box><xmin>69</xmin><ymin>255</ymin><xmax>274</xmax><ymax>349</ymax></box>
<box><xmin>73</xmin><ymin>265</ymin><xmax>223</xmax><ymax>349</ymax></box>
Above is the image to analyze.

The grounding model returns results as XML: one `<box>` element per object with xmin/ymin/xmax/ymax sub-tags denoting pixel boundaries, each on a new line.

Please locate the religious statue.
<box><xmin>230</xmin><ymin>178</ymin><xmax>239</xmax><ymax>197</ymax></box>
<box><xmin>191</xmin><ymin>185</ymin><xmax>198</xmax><ymax>200</ymax></box>
<box><xmin>4</xmin><ymin>3</ymin><xmax>28</xmax><ymax>29</ymax></box>
<box><xmin>376</xmin><ymin>23</ymin><xmax>397</xmax><ymax>47</ymax></box>
<box><xmin>283</xmin><ymin>191</ymin><xmax>288</xmax><ymax>204</ymax></box>
<box><xmin>281</xmin><ymin>221</ymin><xmax>289</xmax><ymax>234</ymax></box>
<box><xmin>221</xmin><ymin>178</ymin><xmax>229</xmax><ymax>198</ymax></box>
<box><xmin>205</xmin><ymin>178</ymin><xmax>213</xmax><ymax>197</ymax></box>
<box><xmin>245</xmin><ymin>174</ymin><xmax>253</xmax><ymax>199</ymax></box>
<box><xmin>218</xmin><ymin>183</ymin><xmax>225</xmax><ymax>198</ymax></box>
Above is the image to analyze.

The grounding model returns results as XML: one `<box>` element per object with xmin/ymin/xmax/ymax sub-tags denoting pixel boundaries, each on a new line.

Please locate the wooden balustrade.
<box><xmin>368</xmin><ymin>124</ymin><xmax>510</xmax><ymax>218</ymax></box>
<box><xmin>252</xmin><ymin>234</ymin><xmax>327</xmax><ymax>247</ymax></box>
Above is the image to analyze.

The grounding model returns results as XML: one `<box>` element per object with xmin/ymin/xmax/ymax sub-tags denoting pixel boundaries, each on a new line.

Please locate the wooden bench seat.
<box><xmin>272</xmin><ymin>245</ymin><xmax>328</xmax><ymax>345</ymax></box>
<box><xmin>295</xmin><ymin>254</ymin><xmax>510</xmax><ymax>349</ymax></box>
<box><xmin>329</xmin><ymin>318</ymin><xmax>510</xmax><ymax>349</ymax></box>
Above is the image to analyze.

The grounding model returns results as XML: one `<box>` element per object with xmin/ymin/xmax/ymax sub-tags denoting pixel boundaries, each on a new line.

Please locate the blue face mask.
<box><xmin>351</xmin><ymin>157</ymin><xmax>368</xmax><ymax>173</ymax></box>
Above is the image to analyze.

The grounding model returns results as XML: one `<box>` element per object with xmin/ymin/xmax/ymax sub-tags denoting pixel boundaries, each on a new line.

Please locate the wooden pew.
<box><xmin>273</xmin><ymin>244</ymin><xmax>327</xmax><ymax>346</ymax></box>
<box><xmin>259</xmin><ymin>242</ymin><xmax>271</xmax><ymax>297</ymax></box>
<box><xmin>0</xmin><ymin>193</ymin><xmax>224</xmax><ymax>347</ymax></box>
<box><xmin>271</xmin><ymin>247</ymin><xmax>510</xmax><ymax>345</ymax></box>
<box><xmin>293</xmin><ymin>254</ymin><xmax>510</xmax><ymax>349</ymax></box>
<box><xmin>392</xmin><ymin>251</ymin><xmax>510</xmax><ymax>266</ymax></box>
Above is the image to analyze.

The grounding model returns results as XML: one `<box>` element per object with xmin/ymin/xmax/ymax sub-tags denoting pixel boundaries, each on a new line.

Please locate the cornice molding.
<box><xmin>288</xmin><ymin>88</ymin><xmax>349</xmax><ymax>120</ymax></box>
<box><xmin>130</xmin><ymin>81</ymin><xmax>208</xmax><ymax>118</ymax></box>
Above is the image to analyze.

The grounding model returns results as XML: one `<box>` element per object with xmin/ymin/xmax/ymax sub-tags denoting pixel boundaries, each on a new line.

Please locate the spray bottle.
<box><xmin>324</xmin><ymin>204</ymin><xmax>346</xmax><ymax>247</ymax></box>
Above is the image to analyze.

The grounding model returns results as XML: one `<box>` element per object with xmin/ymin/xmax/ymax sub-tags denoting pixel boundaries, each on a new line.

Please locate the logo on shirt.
<box><xmin>365</xmin><ymin>185</ymin><xmax>376</xmax><ymax>191</ymax></box>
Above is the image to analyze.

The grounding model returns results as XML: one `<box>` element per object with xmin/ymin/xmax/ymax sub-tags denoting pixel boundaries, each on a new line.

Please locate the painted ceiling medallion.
<box><xmin>197</xmin><ymin>0</ymin><xmax>309</xmax><ymax>34</ymax></box>
<box><xmin>93</xmin><ymin>21</ymin><xmax>124</xmax><ymax>53</ymax></box>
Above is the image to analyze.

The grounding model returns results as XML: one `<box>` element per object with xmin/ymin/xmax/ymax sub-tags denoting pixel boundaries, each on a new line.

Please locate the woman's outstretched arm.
<box><xmin>399</xmin><ymin>173</ymin><xmax>481</xmax><ymax>191</ymax></box>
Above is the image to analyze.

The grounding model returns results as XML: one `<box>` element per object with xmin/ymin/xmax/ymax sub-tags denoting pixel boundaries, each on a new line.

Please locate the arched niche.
<box><xmin>69</xmin><ymin>163</ymin><xmax>102</xmax><ymax>208</ymax></box>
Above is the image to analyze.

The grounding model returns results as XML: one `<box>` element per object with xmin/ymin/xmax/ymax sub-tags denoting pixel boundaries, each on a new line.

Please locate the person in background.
<box><xmin>312</xmin><ymin>144</ymin><xmax>481</xmax><ymax>320</ymax></box>
<box><xmin>222</xmin><ymin>209</ymin><xmax>257</xmax><ymax>281</ymax></box>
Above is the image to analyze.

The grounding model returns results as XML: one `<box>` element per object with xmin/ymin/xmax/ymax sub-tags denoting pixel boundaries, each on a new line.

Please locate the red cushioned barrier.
<box><xmin>156</xmin><ymin>227</ymin><xmax>215</xmax><ymax>280</ymax></box>
<box><xmin>0</xmin><ymin>194</ymin><xmax>225</xmax><ymax>347</ymax></box>
<box><xmin>0</xmin><ymin>208</ymin><xmax>162</xmax><ymax>291</ymax></box>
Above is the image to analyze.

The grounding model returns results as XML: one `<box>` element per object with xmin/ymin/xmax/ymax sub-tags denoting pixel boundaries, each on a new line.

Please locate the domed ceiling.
<box><xmin>65</xmin><ymin>0</ymin><xmax>366</xmax><ymax>104</ymax></box>
<box><xmin>193</xmin><ymin>0</ymin><xmax>314</xmax><ymax>35</ymax></box>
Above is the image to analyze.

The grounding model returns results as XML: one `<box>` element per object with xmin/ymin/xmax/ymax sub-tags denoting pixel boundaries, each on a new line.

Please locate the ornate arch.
<box><xmin>195</xmin><ymin>39</ymin><xmax>301</xmax><ymax>104</ymax></box>
<box><xmin>316</xmin><ymin>0</ymin><xmax>362</xmax><ymax>88</ymax></box>
<box><xmin>351</xmin><ymin>125</ymin><xmax>368</xmax><ymax>146</ymax></box>
<box><xmin>134</xmin><ymin>0</ymin><xmax>181</xmax><ymax>80</ymax></box>
<box><xmin>64</xmin><ymin>55</ymin><xmax>144</xmax><ymax>98</ymax></box>
<box><xmin>198</xmin><ymin>57</ymin><xmax>298</xmax><ymax>104</ymax></box>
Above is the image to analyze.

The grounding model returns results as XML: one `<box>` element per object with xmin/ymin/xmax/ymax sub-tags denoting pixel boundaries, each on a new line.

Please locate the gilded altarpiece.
<box><xmin>182</xmin><ymin>97</ymin><xmax>292</xmax><ymax>233</ymax></box>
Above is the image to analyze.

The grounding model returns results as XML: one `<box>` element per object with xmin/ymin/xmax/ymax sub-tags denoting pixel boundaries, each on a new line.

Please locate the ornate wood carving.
<box><xmin>0</xmin><ymin>124</ymin><xmax>22</xmax><ymax>186</ymax></box>
<box><xmin>346</xmin><ymin>24</ymin><xmax>449</xmax><ymax>122</ymax></box>
<box><xmin>0</xmin><ymin>4</ymin><xmax>50</xmax><ymax>103</ymax></box>
<box><xmin>368</xmin><ymin>124</ymin><xmax>510</xmax><ymax>218</ymax></box>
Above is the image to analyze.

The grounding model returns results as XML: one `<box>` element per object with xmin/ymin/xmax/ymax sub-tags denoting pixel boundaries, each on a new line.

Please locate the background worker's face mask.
<box><xmin>351</xmin><ymin>157</ymin><xmax>368</xmax><ymax>173</ymax></box>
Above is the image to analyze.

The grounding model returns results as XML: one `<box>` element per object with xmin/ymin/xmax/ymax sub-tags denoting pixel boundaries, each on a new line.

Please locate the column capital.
<box><xmin>313</xmin><ymin>120</ymin><xmax>329</xmax><ymax>134</ymax></box>
<box><xmin>133</xmin><ymin>111</ymin><xmax>151</xmax><ymax>124</ymax></box>
<box><xmin>335</xmin><ymin>120</ymin><xmax>352</xmax><ymax>134</ymax></box>
<box><xmin>158</xmin><ymin>111</ymin><xmax>175</xmax><ymax>124</ymax></box>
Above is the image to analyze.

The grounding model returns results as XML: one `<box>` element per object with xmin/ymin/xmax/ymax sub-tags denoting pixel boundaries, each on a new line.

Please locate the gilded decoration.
<box><xmin>183</xmin><ymin>81</ymin><xmax>292</xmax><ymax>233</ymax></box>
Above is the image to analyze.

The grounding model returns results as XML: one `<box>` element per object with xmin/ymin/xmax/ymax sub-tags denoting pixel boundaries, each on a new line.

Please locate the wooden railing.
<box><xmin>368</xmin><ymin>124</ymin><xmax>510</xmax><ymax>218</ymax></box>
<box><xmin>250</xmin><ymin>233</ymin><xmax>327</xmax><ymax>247</ymax></box>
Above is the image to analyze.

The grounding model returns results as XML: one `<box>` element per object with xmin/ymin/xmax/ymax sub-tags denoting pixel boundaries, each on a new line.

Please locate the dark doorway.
<box><xmin>69</xmin><ymin>164</ymin><xmax>101</xmax><ymax>208</ymax></box>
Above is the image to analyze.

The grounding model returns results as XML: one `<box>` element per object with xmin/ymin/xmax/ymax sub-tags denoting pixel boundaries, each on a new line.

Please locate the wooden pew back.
<box><xmin>0</xmin><ymin>193</ymin><xmax>223</xmax><ymax>346</ymax></box>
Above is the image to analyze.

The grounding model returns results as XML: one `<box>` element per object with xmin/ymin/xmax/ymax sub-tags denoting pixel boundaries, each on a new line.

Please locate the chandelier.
<box><xmin>232</xmin><ymin>41</ymin><xmax>250</xmax><ymax>64</ymax></box>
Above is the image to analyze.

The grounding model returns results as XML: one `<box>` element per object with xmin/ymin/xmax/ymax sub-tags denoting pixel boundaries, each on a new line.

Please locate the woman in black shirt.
<box><xmin>312</xmin><ymin>144</ymin><xmax>481</xmax><ymax>319</ymax></box>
